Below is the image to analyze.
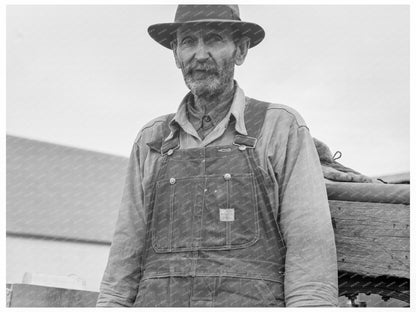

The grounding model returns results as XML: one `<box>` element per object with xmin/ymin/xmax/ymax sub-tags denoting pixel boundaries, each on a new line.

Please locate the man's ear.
<box><xmin>171</xmin><ymin>40</ymin><xmax>181</xmax><ymax>69</ymax></box>
<box><xmin>234</xmin><ymin>37</ymin><xmax>250</xmax><ymax>66</ymax></box>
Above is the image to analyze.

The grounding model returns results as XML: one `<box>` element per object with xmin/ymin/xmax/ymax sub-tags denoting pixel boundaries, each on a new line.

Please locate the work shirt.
<box><xmin>97</xmin><ymin>83</ymin><xmax>339</xmax><ymax>307</ymax></box>
<box><xmin>187</xmin><ymin>86</ymin><xmax>234</xmax><ymax>139</ymax></box>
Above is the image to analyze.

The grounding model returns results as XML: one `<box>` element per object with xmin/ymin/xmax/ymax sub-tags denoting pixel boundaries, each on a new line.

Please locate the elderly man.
<box><xmin>97</xmin><ymin>5</ymin><xmax>338</xmax><ymax>307</ymax></box>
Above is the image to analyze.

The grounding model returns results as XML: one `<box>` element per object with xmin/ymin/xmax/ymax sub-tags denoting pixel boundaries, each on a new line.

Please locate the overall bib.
<box><xmin>135</xmin><ymin>99</ymin><xmax>287</xmax><ymax>307</ymax></box>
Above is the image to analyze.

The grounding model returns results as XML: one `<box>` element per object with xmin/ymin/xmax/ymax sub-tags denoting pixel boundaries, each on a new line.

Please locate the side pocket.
<box><xmin>134</xmin><ymin>278</ymin><xmax>171</xmax><ymax>307</ymax></box>
<box><xmin>255</xmin><ymin>279</ymin><xmax>284</xmax><ymax>307</ymax></box>
<box><xmin>133</xmin><ymin>279</ymin><xmax>149</xmax><ymax>306</ymax></box>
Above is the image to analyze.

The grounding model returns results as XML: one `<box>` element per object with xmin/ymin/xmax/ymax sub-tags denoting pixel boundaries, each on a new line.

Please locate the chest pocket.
<box><xmin>151</xmin><ymin>172</ymin><xmax>260</xmax><ymax>253</ymax></box>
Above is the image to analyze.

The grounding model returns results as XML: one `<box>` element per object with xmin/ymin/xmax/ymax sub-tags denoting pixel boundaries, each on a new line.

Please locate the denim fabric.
<box><xmin>135</xmin><ymin>135</ymin><xmax>286</xmax><ymax>307</ymax></box>
<box><xmin>96</xmin><ymin>83</ymin><xmax>338</xmax><ymax>307</ymax></box>
<box><xmin>133</xmin><ymin>276</ymin><xmax>284</xmax><ymax>307</ymax></box>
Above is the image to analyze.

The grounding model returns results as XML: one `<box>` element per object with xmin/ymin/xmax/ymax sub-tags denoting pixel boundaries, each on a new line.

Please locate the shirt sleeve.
<box><xmin>275</xmin><ymin>123</ymin><xmax>339</xmax><ymax>307</ymax></box>
<box><xmin>96</xmin><ymin>139</ymin><xmax>146</xmax><ymax>307</ymax></box>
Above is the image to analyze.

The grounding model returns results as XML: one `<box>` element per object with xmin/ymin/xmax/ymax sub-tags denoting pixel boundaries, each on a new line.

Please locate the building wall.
<box><xmin>6</xmin><ymin>236</ymin><xmax>110</xmax><ymax>292</ymax></box>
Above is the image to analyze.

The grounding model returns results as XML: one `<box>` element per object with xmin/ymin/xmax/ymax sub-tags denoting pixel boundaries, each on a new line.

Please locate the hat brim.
<box><xmin>148</xmin><ymin>20</ymin><xmax>265</xmax><ymax>49</ymax></box>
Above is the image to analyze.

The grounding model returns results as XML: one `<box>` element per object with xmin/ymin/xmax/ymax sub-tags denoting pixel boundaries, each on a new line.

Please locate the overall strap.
<box><xmin>235</xmin><ymin>98</ymin><xmax>287</xmax><ymax>250</ymax></box>
<box><xmin>233</xmin><ymin>98</ymin><xmax>270</xmax><ymax>148</ymax></box>
<box><xmin>146</xmin><ymin>113</ymin><xmax>178</xmax><ymax>154</ymax></box>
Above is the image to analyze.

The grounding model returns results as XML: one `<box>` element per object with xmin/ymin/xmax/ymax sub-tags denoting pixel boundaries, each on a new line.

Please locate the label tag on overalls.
<box><xmin>219</xmin><ymin>209</ymin><xmax>234</xmax><ymax>222</ymax></box>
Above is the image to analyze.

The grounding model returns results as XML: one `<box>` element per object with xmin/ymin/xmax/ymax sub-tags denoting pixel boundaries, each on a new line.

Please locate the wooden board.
<box><xmin>6</xmin><ymin>283</ymin><xmax>98</xmax><ymax>307</ymax></box>
<box><xmin>329</xmin><ymin>200</ymin><xmax>409</xmax><ymax>279</ymax></box>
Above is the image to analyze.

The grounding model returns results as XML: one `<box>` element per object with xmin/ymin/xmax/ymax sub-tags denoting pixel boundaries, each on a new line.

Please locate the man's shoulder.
<box><xmin>134</xmin><ymin>113</ymin><xmax>174</xmax><ymax>144</ymax></box>
<box><xmin>266</xmin><ymin>102</ymin><xmax>308</xmax><ymax>128</ymax></box>
<box><xmin>140</xmin><ymin>114</ymin><xmax>172</xmax><ymax>132</ymax></box>
<box><xmin>248</xmin><ymin>97</ymin><xmax>308</xmax><ymax>129</ymax></box>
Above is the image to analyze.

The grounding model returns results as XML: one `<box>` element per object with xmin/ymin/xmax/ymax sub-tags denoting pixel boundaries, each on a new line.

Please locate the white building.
<box><xmin>6</xmin><ymin>135</ymin><xmax>127</xmax><ymax>291</ymax></box>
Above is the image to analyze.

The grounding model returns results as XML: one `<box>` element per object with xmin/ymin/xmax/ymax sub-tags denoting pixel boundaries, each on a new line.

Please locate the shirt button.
<box><xmin>203</xmin><ymin>115</ymin><xmax>211</xmax><ymax>122</ymax></box>
<box><xmin>224</xmin><ymin>173</ymin><xmax>231</xmax><ymax>180</ymax></box>
<box><xmin>167</xmin><ymin>149</ymin><xmax>174</xmax><ymax>156</ymax></box>
<box><xmin>238</xmin><ymin>145</ymin><xmax>247</xmax><ymax>151</ymax></box>
<box><xmin>170</xmin><ymin>178</ymin><xmax>176</xmax><ymax>184</ymax></box>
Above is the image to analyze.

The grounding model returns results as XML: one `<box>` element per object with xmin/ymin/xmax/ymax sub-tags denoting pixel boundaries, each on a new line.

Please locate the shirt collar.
<box><xmin>165</xmin><ymin>81</ymin><xmax>248</xmax><ymax>141</ymax></box>
<box><xmin>230</xmin><ymin>82</ymin><xmax>248</xmax><ymax>136</ymax></box>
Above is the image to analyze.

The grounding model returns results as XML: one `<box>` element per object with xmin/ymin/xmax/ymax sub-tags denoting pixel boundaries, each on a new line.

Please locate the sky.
<box><xmin>6</xmin><ymin>4</ymin><xmax>410</xmax><ymax>176</ymax></box>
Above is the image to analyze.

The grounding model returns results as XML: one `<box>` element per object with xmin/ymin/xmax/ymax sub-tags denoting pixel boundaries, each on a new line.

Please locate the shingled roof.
<box><xmin>6</xmin><ymin>135</ymin><xmax>129</xmax><ymax>244</ymax></box>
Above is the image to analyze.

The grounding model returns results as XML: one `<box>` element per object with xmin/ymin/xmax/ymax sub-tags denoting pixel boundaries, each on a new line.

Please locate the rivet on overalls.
<box><xmin>223</xmin><ymin>173</ymin><xmax>231</xmax><ymax>180</ymax></box>
<box><xmin>238</xmin><ymin>145</ymin><xmax>247</xmax><ymax>151</ymax></box>
<box><xmin>169</xmin><ymin>178</ymin><xmax>176</xmax><ymax>184</ymax></box>
<box><xmin>167</xmin><ymin>149</ymin><xmax>174</xmax><ymax>156</ymax></box>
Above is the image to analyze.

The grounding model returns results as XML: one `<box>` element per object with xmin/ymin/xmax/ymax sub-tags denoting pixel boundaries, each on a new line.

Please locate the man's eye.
<box><xmin>181</xmin><ymin>37</ymin><xmax>194</xmax><ymax>45</ymax></box>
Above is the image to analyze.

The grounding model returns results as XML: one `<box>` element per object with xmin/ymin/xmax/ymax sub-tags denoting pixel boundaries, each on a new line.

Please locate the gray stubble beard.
<box><xmin>181</xmin><ymin>55</ymin><xmax>236</xmax><ymax>98</ymax></box>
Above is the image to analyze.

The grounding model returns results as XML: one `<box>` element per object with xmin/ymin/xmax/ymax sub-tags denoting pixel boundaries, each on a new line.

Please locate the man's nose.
<box><xmin>194</xmin><ymin>40</ymin><xmax>210</xmax><ymax>61</ymax></box>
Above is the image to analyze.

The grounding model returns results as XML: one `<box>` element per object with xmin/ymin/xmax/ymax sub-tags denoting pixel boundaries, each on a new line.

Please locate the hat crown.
<box><xmin>148</xmin><ymin>4</ymin><xmax>265</xmax><ymax>49</ymax></box>
<box><xmin>174</xmin><ymin>5</ymin><xmax>241</xmax><ymax>23</ymax></box>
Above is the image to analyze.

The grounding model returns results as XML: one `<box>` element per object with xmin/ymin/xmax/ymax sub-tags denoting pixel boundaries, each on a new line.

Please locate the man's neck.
<box><xmin>192</xmin><ymin>81</ymin><xmax>235</xmax><ymax>115</ymax></box>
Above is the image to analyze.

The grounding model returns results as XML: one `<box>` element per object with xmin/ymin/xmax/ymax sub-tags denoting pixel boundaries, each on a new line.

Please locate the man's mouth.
<box><xmin>193</xmin><ymin>69</ymin><xmax>213</xmax><ymax>73</ymax></box>
<box><xmin>190</xmin><ymin>69</ymin><xmax>217</xmax><ymax>79</ymax></box>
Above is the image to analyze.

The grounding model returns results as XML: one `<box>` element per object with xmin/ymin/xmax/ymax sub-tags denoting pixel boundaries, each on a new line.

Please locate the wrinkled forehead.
<box><xmin>176</xmin><ymin>23</ymin><xmax>234</xmax><ymax>38</ymax></box>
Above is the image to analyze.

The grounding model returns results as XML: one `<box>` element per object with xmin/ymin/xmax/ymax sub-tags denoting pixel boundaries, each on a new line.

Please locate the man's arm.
<box><xmin>275</xmin><ymin>123</ymin><xmax>338</xmax><ymax>307</ymax></box>
<box><xmin>96</xmin><ymin>140</ymin><xmax>146</xmax><ymax>307</ymax></box>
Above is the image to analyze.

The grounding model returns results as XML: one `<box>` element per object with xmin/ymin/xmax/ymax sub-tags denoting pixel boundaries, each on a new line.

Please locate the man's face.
<box><xmin>172</xmin><ymin>24</ymin><xmax>239</xmax><ymax>97</ymax></box>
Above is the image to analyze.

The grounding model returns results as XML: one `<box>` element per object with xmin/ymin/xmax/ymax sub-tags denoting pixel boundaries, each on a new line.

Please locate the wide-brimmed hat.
<box><xmin>148</xmin><ymin>5</ymin><xmax>265</xmax><ymax>49</ymax></box>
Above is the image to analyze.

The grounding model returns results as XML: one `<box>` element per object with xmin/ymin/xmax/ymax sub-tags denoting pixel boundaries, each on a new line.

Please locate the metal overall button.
<box><xmin>223</xmin><ymin>173</ymin><xmax>231</xmax><ymax>180</ymax></box>
<box><xmin>202</xmin><ymin>115</ymin><xmax>211</xmax><ymax>122</ymax></box>
<box><xmin>169</xmin><ymin>178</ymin><xmax>176</xmax><ymax>184</ymax></box>
<box><xmin>238</xmin><ymin>145</ymin><xmax>247</xmax><ymax>151</ymax></box>
<box><xmin>167</xmin><ymin>149</ymin><xmax>174</xmax><ymax>156</ymax></box>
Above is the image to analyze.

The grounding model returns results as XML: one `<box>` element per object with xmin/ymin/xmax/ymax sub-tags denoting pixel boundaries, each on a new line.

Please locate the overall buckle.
<box><xmin>233</xmin><ymin>135</ymin><xmax>257</xmax><ymax>149</ymax></box>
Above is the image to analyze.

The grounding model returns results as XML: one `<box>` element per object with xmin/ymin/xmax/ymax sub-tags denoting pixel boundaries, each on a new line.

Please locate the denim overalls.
<box><xmin>135</xmin><ymin>99</ymin><xmax>287</xmax><ymax>307</ymax></box>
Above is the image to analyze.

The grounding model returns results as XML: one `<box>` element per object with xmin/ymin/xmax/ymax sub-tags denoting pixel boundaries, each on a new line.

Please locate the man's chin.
<box><xmin>186</xmin><ymin>80</ymin><xmax>222</xmax><ymax>97</ymax></box>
